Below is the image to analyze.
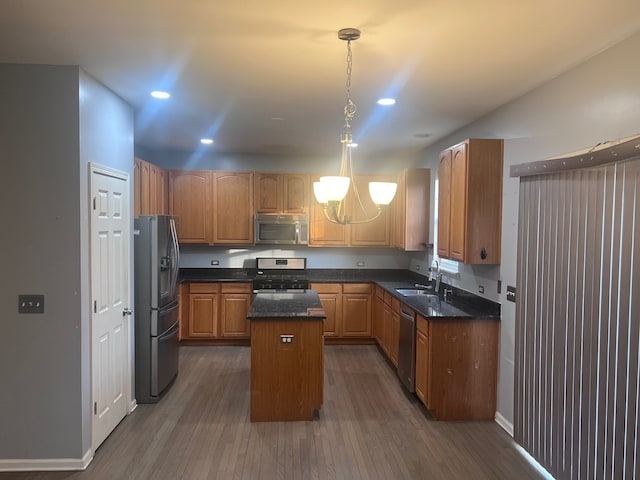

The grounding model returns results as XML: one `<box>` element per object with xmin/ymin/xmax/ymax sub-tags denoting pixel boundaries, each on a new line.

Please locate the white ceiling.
<box><xmin>2</xmin><ymin>0</ymin><xmax>640</xmax><ymax>158</ymax></box>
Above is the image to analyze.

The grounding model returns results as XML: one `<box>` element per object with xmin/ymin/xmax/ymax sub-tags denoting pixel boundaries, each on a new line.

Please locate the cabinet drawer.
<box><xmin>220</xmin><ymin>282</ymin><xmax>252</xmax><ymax>294</ymax></box>
<box><xmin>391</xmin><ymin>298</ymin><xmax>401</xmax><ymax>312</ymax></box>
<box><xmin>343</xmin><ymin>283</ymin><xmax>371</xmax><ymax>294</ymax></box>
<box><xmin>383</xmin><ymin>291</ymin><xmax>393</xmax><ymax>306</ymax></box>
<box><xmin>311</xmin><ymin>283</ymin><xmax>342</xmax><ymax>294</ymax></box>
<box><xmin>189</xmin><ymin>283</ymin><xmax>220</xmax><ymax>294</ymax></box>
<box><xmin>417</xmin><ymin>315</ymin><xmax>429</xmax><ymax>336</ymax></box>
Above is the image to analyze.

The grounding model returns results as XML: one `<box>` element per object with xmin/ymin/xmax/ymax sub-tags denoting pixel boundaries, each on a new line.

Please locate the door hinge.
<box><xmin>93</xmin><ymin>197</ymin><xmax>96</xmax><ymax>210</ymax></box>
<box><xmin>94</xmin><ymin>300</ymin><xmax>97</xmax><ymax>313</ymax></box>
<box><xmin>94</xmin><ymin>402</ymin><xmax>97</xmax><ymax>415</ymax></box>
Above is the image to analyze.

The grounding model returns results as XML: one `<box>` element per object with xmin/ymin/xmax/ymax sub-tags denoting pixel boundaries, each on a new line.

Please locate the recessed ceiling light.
<box><xmin>150</xmin><ymin>91</ymin><xmax>170</xmax><ymax>99</ymax></box>
<box><xmin>200</xmin><ymin>138</ymin><xmax>214</xmax><ymax>145</ymax></box>
<box><xmin>377</xmin><ymin>98</ymin><xmax>396</xmax><ymax>106</ymax></box>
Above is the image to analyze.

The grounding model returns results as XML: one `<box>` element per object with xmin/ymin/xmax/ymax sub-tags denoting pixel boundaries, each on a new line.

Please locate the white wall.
<box><xmin>180</xmin><ymin>245</ymin><xmax>411</xmax><ymax>270</ymax></box>
<box><xmin>0</xmin><ymin>64</ymin><xmax>133</xmax><ymax>466</ymax></box>
<box><xmin>411</xmin><ymin>29</ymin><xmax>640</xmax><ymax>430</ymax></box>
<box><xmin>78</xmin><ymin>70</ymin><xmax>134</xmax><ymax>457</ymax></box>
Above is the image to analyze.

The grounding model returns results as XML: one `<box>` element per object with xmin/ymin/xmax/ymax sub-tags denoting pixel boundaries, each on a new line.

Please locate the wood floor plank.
<box><xmin>0</xmin><ymin>345</ymin><xmax>548</xmax><ymax>480</ymax></box>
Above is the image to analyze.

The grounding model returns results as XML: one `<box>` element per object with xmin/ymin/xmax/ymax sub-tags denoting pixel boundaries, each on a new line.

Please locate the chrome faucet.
<box><xmin>431</xmin><ymin>260</ymin><xmax>441</xmax><ymax>293</ymax></box>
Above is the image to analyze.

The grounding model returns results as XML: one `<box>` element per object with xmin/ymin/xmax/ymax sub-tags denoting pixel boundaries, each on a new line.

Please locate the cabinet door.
<box><xmin>312</xmin><ymin>283</ymin><xmax>341</xmax><ymax>337</ymax></box>
<box><xmin>255</xmin><ymin>173</ymin><xmax>281</xmax><ymax>213</ymax></box>
<box><xmin>157</xmin><ymin>168</ymin><xmax>168</xmax><ymax>215</ymax></box>
<box><xmin>188</xmin><ymin>294</ymin><xmax>218</xmax><ymax>337</ymax></box>
<box><xmin>133</xmin><ymin>158</ymin><xmax>142</xmax><ymax>218</ymax></box>
<box><xmin>342</xmin><ymin>294</ymin><xmax>371</xmax><ymax>336</ymax></box>
<box><xmin>213</xmin><ymin>171</ymin><xmax>254</xmax><ymax>244</ymax></box>
<box><xmin>391</xmin><ymin>170</ymin><xmax>407</xmax><ymax>249</ymax></box>
<box><xmin>449</xmin><ymin>143</ymin><xmax>468</xmax><ymax>261</ymax></box>
<box><xmin>169</xmin><ymin>170</ymin><xmax>211</xmax><ymax>244</ymax></box>
<box><xmin>390</xmin><ymin>305</ymin><xmax>400</xmax><ymax>367</ymax></box>
<box><xmin>309</xmin><ymin>175</ymin><xmax>349</xmax><ymax>246</ymax></box>
<box><xmin>382</xmin><ymin>302</ymin><xmax>393</xmax><ymax>359</ymax></box>
<box><xmin>220</xmin><ymin>293</ymin><xmax>251</xmax><ymax>338</ymax></box>
<box><xmin>283</xmin><ymin>174</ymin><xmax>308</xmax><ymax>213</ymax></box>
<box><xmin>349</xmin><ymin>175</ymin><xmax>391</xmax><ymax>246</ymax></box>
<box><xmin>373</xmin><ymin>291</ymin><xmax>384</xmax><ymax>345</ymax></box>
<box><xmin>149</xmin><ymin>163</ymin><xmax>159</xmax><ymax>215</ymax></box>
<box><xmin>415</xmin><ymin>316</ymin><xmax>430</xmax><ymax>407</ymax></box>
<box><xmin>437</xmin><ymin>150</ymin><xmax>452</xmax><ymax>258</ymax></box>
<box><xmin>140</xmin><ymin>160</ymin><xmax>151</xmax><ymax>215</ymax></box>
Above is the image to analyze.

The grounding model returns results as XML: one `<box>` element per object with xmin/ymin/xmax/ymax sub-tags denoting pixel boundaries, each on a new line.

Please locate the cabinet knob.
<box><xmin>480</xmin><ymin>248</ymin><xmax>487</xmax><ymax>260</ymax></box>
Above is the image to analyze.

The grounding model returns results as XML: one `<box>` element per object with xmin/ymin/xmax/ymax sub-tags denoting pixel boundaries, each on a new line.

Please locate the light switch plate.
<box><xmin>19</xmin><ymin>295</ymin><xmax>45</xmax><ymax>314</ymax></box>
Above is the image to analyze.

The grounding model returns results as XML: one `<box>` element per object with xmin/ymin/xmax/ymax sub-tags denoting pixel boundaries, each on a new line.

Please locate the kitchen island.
<box><xmin>247</xmin><ymin>290</ymin><xmax>326</xmax><ymax>422</ymax></box>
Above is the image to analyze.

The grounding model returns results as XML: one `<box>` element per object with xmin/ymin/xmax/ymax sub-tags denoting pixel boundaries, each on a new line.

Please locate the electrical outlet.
<box><xmin>211</xmin><ymin>260</ymin><xmax>220</xmax><ymax>266</ymax></box>
<box><xmin>507</xmin><ymin>285</ymin><xmax>516</xmax><ymax>303</ymax></box>
<box><xmin>280</xmin><ymin>334</ymin><xmax>294</xmax><ymax>344</ymax></box>
<box><xmin>356</xmin><ymin>261</ymin><xmax>365</xmax><ymax>267</ymax></box>
<box><xmin>19</xmin><ymin>295</ymin><xmax>45</xmax><ymax>314</ymax></box>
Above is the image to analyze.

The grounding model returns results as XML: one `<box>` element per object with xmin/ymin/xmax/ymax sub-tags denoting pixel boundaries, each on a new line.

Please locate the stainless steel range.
<box><xmin>252</xmin><ymin>257</ymin><xmax>309</xmax><ymax>293</ymax></box>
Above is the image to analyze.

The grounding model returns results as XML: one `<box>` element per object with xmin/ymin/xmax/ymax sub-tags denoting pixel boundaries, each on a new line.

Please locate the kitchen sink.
<box><xmin>395</xmin><ymin>288</ymin><xmax>438</xmax><ymax>297</ymax></box>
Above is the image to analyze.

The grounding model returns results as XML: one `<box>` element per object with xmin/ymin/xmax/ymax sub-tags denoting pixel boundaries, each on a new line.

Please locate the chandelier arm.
<box><xmin>342</xmin><ymin>206</ymin><xmax>384</xmax><ymax>225</ymax></box>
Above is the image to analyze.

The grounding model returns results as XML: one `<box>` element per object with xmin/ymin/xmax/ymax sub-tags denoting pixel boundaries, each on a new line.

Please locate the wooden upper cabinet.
<box><xmin>309</xmin><ymin>174</ymin><xmax>349</xmax><ymax>246</ymax></box>
<box><xmin>437</xmin><ymin>138</ymin><xmax>503</xmax><ymax>264</ymax></box>
<box><xmin>309</xmin><ymin>173</ymin><xmax>392</xmax><ymax>247</ymax></box>
<box><xmin>213</xmin><ymin>171</ymin><xmax>254</xmax><ymax>245</ymax></box>
<box><xmin>282</xmin><ymin>174</ymin><xmax>308</xmax><ymax>213</ymax></box>
<box><xmin>169</xmin><ymin>170</ymin><xmax>211</xmax><ymax>244</ymax></box>
<box><xmin>134</xmin><ymin>158</ymin><xmax>142</xmax><ymax>218</ymax></box>
<box><xmin>140</xmin><ymin>160</ymin><xmax>151</xmax><ymax>215</ymax></box>
<box><xmin>134</xmin><ymin>157</ymin><xmax>169</xmax><ymax>217</ymax></box>
<box><xmin>391</xmin><ymin>168</ymin><xmax>431</xmax><ymax>251</ymax></box>
<box><xmin>437</xmin><ymin>150</ymin><xmax>452</xmax><ymax>258</ymax></box>
<box><xmin>255</xmin><ymin>173</ymin><xmax>308</xmax><ymax>213</ymax></box>
<box><xmin>348</xmin><ymin>174</ymin><xmax>391</xmax><ymax>247</ymax></box>
<box><xmin>255</xmin><ymin>173</ymin><xmax>280</xmax><ymax>213</ymax></box>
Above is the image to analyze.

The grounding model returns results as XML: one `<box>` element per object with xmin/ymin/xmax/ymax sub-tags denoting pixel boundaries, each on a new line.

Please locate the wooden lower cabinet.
<box><xmin>373</xmin><ymin>287</ymin><xmax>384</xmax><ymax>344</ymax></box>
<box><xmin>182</xmin><ymin>282</ymin><xmax>251</xmax><ymax>340</ymax></box>
<box><xmin>187</xmin><ymin>283</ymin><xmax>219</xmax><ymax>338</ymax></box>
<box><xmin>311</xmin><ymin>283</ymin><xmax>371</xmax><ymax>339</ymax></box>
<box><xmin>415</xmin><ymin>315</ymin><xmax>430</xmax><ymax>408</ymax></box>
<box><xmin>342</xmin><ymin>284</ymin><xmax>372</xmax><ymax>337</ymax></box>
<box><xmin>220</xmin><ymin>283</ymin><xmax>252</xmax><ymax>338</ymax></box>
<box><xmin>414</xmin><ymin>315</ymin><xmax>499</xmax><ymax>420</ymax></box>
<box><xmin>313</xmin><ymin>283</ymin><xmax>341</xmax><ymax>337</ymax></box>
<box><xmin>376</xmin><ymin>290</ymin><xmax>400</xmax><ymax>367</ymax></box>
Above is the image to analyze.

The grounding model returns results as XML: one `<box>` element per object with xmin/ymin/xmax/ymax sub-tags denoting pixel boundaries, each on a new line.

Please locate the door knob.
<box><xmin>122</xmin><ymin>308</ymin><xmax>133</xmax><ymax>316</ymax></box>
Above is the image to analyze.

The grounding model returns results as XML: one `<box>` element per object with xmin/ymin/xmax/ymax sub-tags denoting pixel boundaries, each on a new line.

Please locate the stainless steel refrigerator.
<box><xmin>134</xmin><ymin>215</ymin><xmax>180</xmax><ymax>403</ymax></box>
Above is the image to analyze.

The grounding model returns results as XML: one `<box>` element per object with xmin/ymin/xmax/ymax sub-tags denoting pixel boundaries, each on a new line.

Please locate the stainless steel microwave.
<box><xmin>254</xmin><ymin>213</ymin><xmax>309</xmax><ymax>245</ymax></box>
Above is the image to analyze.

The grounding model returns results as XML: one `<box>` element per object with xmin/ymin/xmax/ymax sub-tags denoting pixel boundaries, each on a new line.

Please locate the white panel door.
<box><xmin>90</xmin><ymin>164</ymin><xmax>131</xmax><ymax>451</ymax></box>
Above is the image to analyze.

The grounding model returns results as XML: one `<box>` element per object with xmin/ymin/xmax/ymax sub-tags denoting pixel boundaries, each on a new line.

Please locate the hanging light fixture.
<box><xmin>313</xmin><ymin>28</ymin><xmax>397</xmax><ymax>225</ymax></box>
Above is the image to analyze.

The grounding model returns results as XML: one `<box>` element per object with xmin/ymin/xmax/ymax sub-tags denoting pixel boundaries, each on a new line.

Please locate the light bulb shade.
<box><xmin>313</xmin><ymin>181</ymin><xmax>330</xmax><ymax>204</ymax></box>
<box><xmin>319</xmin><ymin>176</ymin><xmax>350</xmax><ymax>202</ymax></box>
<box><xmin>369</xmin><ymin>182</ymin><xmax>397</xmax><ymax>205</ymax></box>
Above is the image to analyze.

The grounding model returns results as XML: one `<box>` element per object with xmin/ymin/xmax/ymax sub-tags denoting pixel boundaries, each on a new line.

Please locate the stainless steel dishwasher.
<box><xmin>397</xmin><ymin>306</ymin><xmax>416</xmax><ymax>392</ymax></box>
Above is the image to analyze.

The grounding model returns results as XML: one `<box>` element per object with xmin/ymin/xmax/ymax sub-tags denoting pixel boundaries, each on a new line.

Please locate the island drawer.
<box><xmin>311</xmin><ymin>283</ymin><xmax>342</xmax><ymax>294</ymax></box>
<box><xmin>220</xmin><ymin>282</ymin><xmax>252</xmax><ymax>293</ymax></box>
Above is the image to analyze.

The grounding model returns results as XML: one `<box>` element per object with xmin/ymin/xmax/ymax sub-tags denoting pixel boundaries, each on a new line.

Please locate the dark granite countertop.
<box><xmin>180</xmin><ymin>268</ymin><xmax>500</xmax><ymax>320</ymax></box>
<box><xmin>248</xmin><ymin>290</ymin><xmax>326</xmax><ymax>319</ymax></box>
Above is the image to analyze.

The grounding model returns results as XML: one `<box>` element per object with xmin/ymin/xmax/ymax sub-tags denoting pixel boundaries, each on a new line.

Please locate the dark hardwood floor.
<box><xmin>1</xmin><ymin>345</ymin><xmax>547</xmax><ymax>480</ymax></box>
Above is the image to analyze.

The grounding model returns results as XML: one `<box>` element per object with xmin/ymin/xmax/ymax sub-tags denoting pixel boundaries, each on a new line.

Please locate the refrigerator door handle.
<box><xmin>169</xmin><ymin>218</ymin><xmax>180</xmax><ymax>296</ymax></box>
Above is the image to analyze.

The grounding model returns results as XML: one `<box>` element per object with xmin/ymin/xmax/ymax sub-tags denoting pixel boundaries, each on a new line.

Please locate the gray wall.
<box><xmin>0</xmin><ymin>64</ymin><xmax>133</xmax><ymax>462</ymax></box>
<box><xmin>410</xmin><ymin>29</ymin><xmax>640</xmax><ymax>430</ymax></box>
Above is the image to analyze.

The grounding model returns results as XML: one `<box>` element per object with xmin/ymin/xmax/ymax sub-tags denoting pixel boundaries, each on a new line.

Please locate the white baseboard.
<box><xmin>495</xmin><ymin>411</ymin><xmax>514</xmax><ymax>436</ymax></box>
<box><xmin>0</xmin><ymin>448</ymin><xmax>93</xmax><ymax>472</ymax></box>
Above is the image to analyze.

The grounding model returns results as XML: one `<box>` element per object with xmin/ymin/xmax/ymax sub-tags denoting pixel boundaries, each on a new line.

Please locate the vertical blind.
<box><xmin>515</xmin><ymin>158</ymin><xmax>640</xmax><ymax>480</ymax></box>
